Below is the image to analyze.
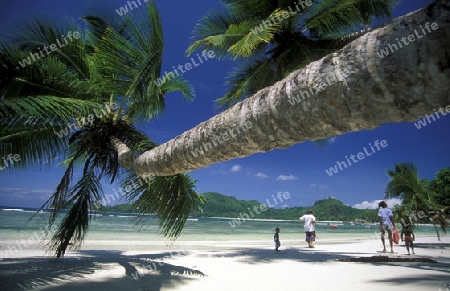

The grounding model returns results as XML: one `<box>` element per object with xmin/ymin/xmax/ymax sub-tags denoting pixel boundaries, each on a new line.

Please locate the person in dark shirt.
<box><xmin>274</xmin><ymin>227</ymin><xmax>281</xmax><ymax>251</ymax></box>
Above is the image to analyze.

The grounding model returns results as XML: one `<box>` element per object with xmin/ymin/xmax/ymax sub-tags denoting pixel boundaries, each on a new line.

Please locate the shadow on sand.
<box><xmin>200</xmin><ymin>244</ymin><xmax>450</xmax><ymax>289</ymax></box>
<box><xmin>1</xmin><ymin>243</ymin><xmax>448</xmax><ymax>290</ymax></box>
<box><xmin>0</xmin><ymin>250</ymin><xmax>205</xmax><ymax>291</ymax></box>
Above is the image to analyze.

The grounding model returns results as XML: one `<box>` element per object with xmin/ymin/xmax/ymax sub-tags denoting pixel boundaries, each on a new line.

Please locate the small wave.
<box><xmin>1</xmin><ymin>208</ymin><xmax>24</xmax><ymax>212</ymax></box>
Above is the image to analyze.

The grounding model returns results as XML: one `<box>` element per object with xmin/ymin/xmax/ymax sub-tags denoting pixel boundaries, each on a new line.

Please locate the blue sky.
<box><xmin>0</xmin><ymin>0</ymin><xmax>448</xmax><ymax>209</ymax></box>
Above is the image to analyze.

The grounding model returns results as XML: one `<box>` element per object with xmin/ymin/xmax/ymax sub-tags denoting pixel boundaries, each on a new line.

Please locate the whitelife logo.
<box><xmin>377</xmin><ymin>22</ymin><xmax>439</xmax><ymax>59</ymax></box>
<box><xmin>17</xmin><ymin>31</ymin><xmax>81</xmax><ymax>68</ymax></box>
<box><xmin>154</xmin><ymin>50</ymin><xmax>215</xmax><ymax>87</ymax></box>
<box><xmin>228</xmin><ymin>192</ymin><xmax>291</xmax><ymax>228</ymax></box>
<box><xmin>325</xmin><ymin>140</ymin><xmax>388</xmax><ymax>176</ymax></box>
<box><xmin>413</xmin><ymin>105</ymin><xmax>450</xmax><ymax>129</ymax></box>
<box><xmin>0</xmin><ymin>154</ymin><xmax>21</xmax><ymax>171</ymax></box>
<box><xmin>250</xmin><ymin>0</ymin><xmax>313</xmax><ymax>34</ymax></box>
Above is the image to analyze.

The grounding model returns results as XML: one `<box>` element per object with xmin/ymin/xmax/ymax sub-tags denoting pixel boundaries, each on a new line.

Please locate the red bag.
<box><xmin>392</xmin><ymin>229</ymin><xmax>400</xmax><ymax>244</ymax></box>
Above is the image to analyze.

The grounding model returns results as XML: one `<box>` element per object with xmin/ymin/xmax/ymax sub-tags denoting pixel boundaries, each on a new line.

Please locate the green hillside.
<box><xmin>196</xmin><ymin>192</ymin><xmax>378</xmax><ymax>222</ymax></box>
<box><xmin>312</xmin><ymin>198</ymin><xmax>377</xmax><ymax>222</ymax></box>
<box><xmin>97</xmin><ymin>192</ymin><xmax>378</xmax><ymax>222</ymax></box>
<box><xmin>198</xmin><ymin>192</ymin><xmax>262</xmax><ymax>217</ymax></box>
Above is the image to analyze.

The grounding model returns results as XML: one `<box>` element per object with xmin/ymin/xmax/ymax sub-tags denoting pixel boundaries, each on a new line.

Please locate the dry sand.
<box><xmin>0</xmin><ymin>235</ymin><xmax>449</xmax><ymax>291</ymax></box>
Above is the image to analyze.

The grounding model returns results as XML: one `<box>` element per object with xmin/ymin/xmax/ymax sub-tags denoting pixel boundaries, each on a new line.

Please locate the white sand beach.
<box><xmin>0</xmin><ymin>235</ymin><xmax>449</xmax><ymax>291</ymax></box>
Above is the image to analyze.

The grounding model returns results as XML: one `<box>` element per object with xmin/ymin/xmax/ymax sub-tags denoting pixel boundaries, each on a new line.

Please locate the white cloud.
<box><xmin>328</xmin><ymin>137</ymin><xmax>337</xmax><ymax>143</ymax></box>
<box><xmin>255</xmin><ymin>172</ymin><xmax>269</xmax><ymax>178</ymax></box>
<box><xmin>0</xmin><ymin>187</ymin><xmax>24</xmax><ymax>192</ymax></box>
<box><xmin>31</xmin><ymin>189</ymin><xmax>53</xmax><ymax>194</ymax></box>
<box><xmin>0</xmin><ymin>187</ymin><xmax>54</xmax><ymax>206</ymax></box>
<box><xmin>230</xmin><ymin>165</ymin><xmax>241</xmax><ymax>172</ymax></box>
<box><xmin>276</xmin><ymin>174</ymin><xmax>298</xmax><ymax>181</ymax></box>
<box><xmin>353</xmin><ymin>198</ymin><xmax>403</xmax><ymax>209</ymax></box>
<box><xmin>310</xmin><ymin>183</ymin><xmax>327</xmax><ymax>189</ymax></box>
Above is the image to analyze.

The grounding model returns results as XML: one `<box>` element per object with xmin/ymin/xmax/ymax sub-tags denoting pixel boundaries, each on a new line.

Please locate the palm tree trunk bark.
<box><xmin>114</xmin><ymin>0</ymin><xmax>450</xmax><ymax>177</ymax></box>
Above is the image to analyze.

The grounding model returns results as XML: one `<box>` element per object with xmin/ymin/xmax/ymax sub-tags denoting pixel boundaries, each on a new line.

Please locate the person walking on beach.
<box><xmin>378</xmin><ymin>201</ymin><xmax>396</xmax><ymax>253</ymax></box>
<box><xmin>274</xmin><ymin>227</ymin><xmax>281</xmax><ymax>251</ymax></box>
<box><xmin>401</xmin><ymin>224</ymin><xmax>415</xmax><ymax>255</ymax></box>
<box><xmin>300</xmin><ymin>209</ymin><xmax>316</xmax><ymax>248</ymax></box>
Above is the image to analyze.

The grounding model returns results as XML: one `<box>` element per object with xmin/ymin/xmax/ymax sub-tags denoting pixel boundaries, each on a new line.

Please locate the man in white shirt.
<box><xmin>299</xmin><ymin>209</ymin><xmax>316</xmax><ymax>248</ymax></box>
<box><xmin>378</xmin><ymin>200</ymin><xmax>396</xmax><ymax>253</ymax></box>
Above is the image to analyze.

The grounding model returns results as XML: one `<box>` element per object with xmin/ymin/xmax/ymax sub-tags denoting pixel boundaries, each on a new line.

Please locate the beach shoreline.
<box><xmin>0</xmin><ymin>235</ymin><xmax>448</xmax><ymax>291</ymax></box>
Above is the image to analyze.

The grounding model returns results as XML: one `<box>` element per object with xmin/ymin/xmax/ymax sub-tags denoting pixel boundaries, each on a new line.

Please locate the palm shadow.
<box><xmin>201</xmin><ymin>244</ymin><xmax>450</xmax><ymax>272</ymax></box>
<box><xmin>198</xmin><ymin>246</ymin><xmax>375</xmax><ymax>264</ymax></box>
<box><xmin>0</xmin><ymin>250</ymin><xmax>206</xmax><ymax>291</ymax></box>
<box><xmin>198</xmin><ymin>245</ymin><xmax>449</xmax><ymax>289</ymax></box>
<box><xmin>368</xmin><ymin>274</ymin><xmax>450</xmax><ymax>290</ymax></box>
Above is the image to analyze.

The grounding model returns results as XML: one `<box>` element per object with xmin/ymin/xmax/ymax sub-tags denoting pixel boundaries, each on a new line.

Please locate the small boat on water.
<box><xmin>329</xmin><ymin>224</ymin><xmax>339</xmax><ymax>229</ymax></box>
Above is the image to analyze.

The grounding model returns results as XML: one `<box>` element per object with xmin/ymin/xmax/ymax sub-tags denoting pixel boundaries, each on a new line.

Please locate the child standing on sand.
<box><xmin>274</xmin><ymin>227</ymin><xmax>280</xmax><ymax>251</ymax></box>
<box><xmin>401</xmin><ymin>224</ymin><xmax>415</xmax><ymax>255</ymax></box>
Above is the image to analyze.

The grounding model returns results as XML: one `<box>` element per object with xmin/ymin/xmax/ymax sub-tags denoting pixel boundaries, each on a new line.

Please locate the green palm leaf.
<box><xmin>93</xmin><ymin>3</ymin><xmax>164</xmax><ymax>118</ymax></box>
<box><xmin>1</xmin><ymin>1</ymin><xmax>201</xmax><ymax>260</ymax></box>
<box><xmin>218</xmin><ymin>57</ymin><xmax>277</xmax><ymax>107</ymax></box>
<box><xmin>48</xmin><ymin>168</ymin><xmax>103</xmax><ymax>259</ymax></box>
<box><xmin>305</xmin><ymin>0</ymin><xmax>364</xmax><ymax>38</ymax></box>
<box><xmin>5</xmin><ymin>16</ymin><xmax>89</xmax><ymax>78</ymax></box>
<box><xmin>385</xmin><ymin>163</ymin><xmax>439</xmax><ymax>230</ymax></box>
<box><xmin>121</xmin><ymin>171</ymin><xmax>204</xmax><ymax>239</ymax></box>
<box><xmin>187</xmin><ymin>11</ymin><xmax>250</xmax><ymax>60</ymax></box>
<box><xmin>188</xmin><ymin>0</ymin><xmax>398</xmax><ymax>108</ymax></box>
<box><xmin>349</xmin><ymin>0</ymin><xmax>398</xmax><ymax>25</ymax></box>
<box><xmin>157</xmin><ymin>74</ymin><xmax>195</xmax><ymax>102</ymax></box>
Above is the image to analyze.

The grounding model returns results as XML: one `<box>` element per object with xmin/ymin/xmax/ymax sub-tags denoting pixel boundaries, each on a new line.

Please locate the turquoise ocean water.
<box><xmin>0</xmin><ymin>207</ymin><xmax>439</xmax><ymax>245</ymax></box>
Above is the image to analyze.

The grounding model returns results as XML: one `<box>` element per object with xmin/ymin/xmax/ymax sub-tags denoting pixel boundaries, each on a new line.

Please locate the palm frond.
<box><xmin>0</xmin><ymin>125</ymin><xmax>66</xmax><ymax>171</ymax></box>
<box><xmin>0</xmin><ymin>93</ymin><xmax>110</xmax><ymax>171</ymax></box>
<box><xmin>4</xmin><ymin>16</ymin><xmax>89</xmax><ymax>79</ymax></box>
<box><xmin>48</xmin><ymin>169</ymin><xmax>103</xmax><ymax>259</ymax></box>
<box><xmin>349</xmin><ymin>0</ymin><xmax>398</xmax><ymax>25</ymax></box>
<box><xmin>127</xmin><ymin>174</ymin><xmax>204</xmax><ymax>239</ymax></box>
<box><xmin>385</xmin><ymin>163</ymin><xmax>437</xmax><ymax>215</ymax></box>
<box><xmin>36</xmin><ymin>158</ymin><xmax>75</xmax><ymax>225</ymax></box>
<box><xmin>44</xmin><ymin>118</ymin><xmax>153</xmax><ymax>259</ymax></box>
<box><xmin>223</xmin><ymin>0</ymin><xmax>297</xmax><ymax>19</ymax></box>
<box><xmin>92</xmin><ymin>1</ymin><xmax>169</xmax><ymax>120</ymax></box>
<box><xmin>217</xmin><ymin>56</ymin><xmax>278</xmax><ymax>107</ymax></box>
<box><xmin>68</xmin><ymin>118</ymin><xmax>149</xmax><ymax>183</ymax></box>
<box><xmin>227</xmin><ymin>11</ymin><xmax>286</xmax><ymax>59</ymax></box>
<box><xmin>0</xmin><ymin>95</ymin><xmax>104</xmax><ymax>123</ymax></box>
<box><xmin>386</xmin><ymin>162</ymin><xmax>417</xmax><ymax>178</ymax></box>
<box><xmin>305</xmin><ymin>0</ymin><xmax>362</xmax><ymax>38</ymax></box>
<box><xmin>429</xmin><ymin>206</ymin><xmax>450</xmax><ymax>236</ymax></box>
<box><xmin>2</xmin><ymin>1</ymin><xmax>202</xmax><ymax>260</ymax></box>
<box><xmin>0</xmin><ymin>45</ymin><xmax>92</xmax><ymax>100</ymax></box>
<box><xmin>186</xmin><ymin>10</ymin><xmax>250</xmax><ymax>60</ymax></box>
<box><xmin>157</xmin><ymin>74</ymin><xmax>195</xmax><ymax>102</ymax></box>
<box><xmin>116</xmin><ymin>136</ymin><xmax>204</xmax><ymax>240</ymax></box>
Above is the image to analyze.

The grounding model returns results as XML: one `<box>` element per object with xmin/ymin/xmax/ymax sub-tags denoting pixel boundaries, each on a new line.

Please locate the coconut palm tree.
<box><xmin>429</xmin><ymin>168</ymin><xmax>450</xmax><ymax>207</ymax></box>
<box><xmin>385</xmin><ymin>163</ymin><xmax>449</xmax><ymax>238</ymax></box>
<box><xmin>385</xmin><ymin>163</ymin><xmax>435</xmax><ymax>213</ymax></box>
<box><xmin>113</xmin><ymin>0</ymin><xmax>450</xmax><ymax>177</ymax></box>
<box><xmin>429</xmin><ymin>206</ymin><xmax>450</xmax><ymax>237</ymax></box>
<box><xmin>0</xmin><ymin>2</ymin><xmax>204</xmax><ymax>259</ymax></box>
<box><xmin>186</xmin><ymin>0</ymin><xmax>398</xmax><ymax>107</ymax></box>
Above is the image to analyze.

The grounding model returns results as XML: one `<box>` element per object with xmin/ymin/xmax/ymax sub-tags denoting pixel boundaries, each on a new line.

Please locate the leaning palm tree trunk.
<box><xmin>114</xmin><ymin>0</ymin><xmax>450</xmax><ymax>177</ymax></box>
